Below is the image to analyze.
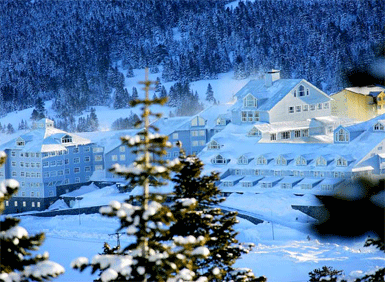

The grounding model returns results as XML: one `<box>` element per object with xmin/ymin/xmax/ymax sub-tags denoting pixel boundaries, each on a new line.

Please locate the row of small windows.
<box><xmin>11</xmin><ymin>152</ymin><xmax>41</xmax><ymax>158</ymax></box>
<box><xmin>111</xmin><ymin>155</ymin><xmax>126</xmax><ymax>161</ymax></box>
<box><xmin>288</xmin><ymin>102</ymin><xmax>329</xmax><ymax>114</ymax></box>
<box><xmin>10</xmin><ymin>156</ymin><xmax>99</xmax><ymax>168</ymax></box>
<box><xmin>212</xmin><ymin>154</ymin><xmax>352</xmax><ymax>167</ymax></box>
<box><xmin>191</xmin><ymin>130</ymin><xmax>206</xmax><ymax>137</ymax></box>
<box><xmin>246</xmin><ymin>129</ymin><xmax>309</xmax><ymax>139</ymax></box>
<box><xmin>6</xmin><ymin>200</ymin><xmax>41</xmax><ymax>208</ymax></box>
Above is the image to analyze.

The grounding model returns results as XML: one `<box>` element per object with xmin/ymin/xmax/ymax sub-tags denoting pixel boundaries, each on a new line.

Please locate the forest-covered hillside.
<box><xmin>1</xmin><ymin>0</ymin><xmax>384</xmax><ymax>116</ymax></box>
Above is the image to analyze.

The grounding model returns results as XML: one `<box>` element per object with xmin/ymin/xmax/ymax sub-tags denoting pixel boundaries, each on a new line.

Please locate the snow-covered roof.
<box><xmin>199</xmin><ymin>114</ymin><xmax>385</xmax><ymax>176</ymax></box>
<box><xmin>151</xmin><ymin>116</ymin><xmax>191</xmax><ymax>136</ymax></box>
<box><xmin>239</xmin><ymin>176</ymin><xmax>263</xmax><ymax>183</ymax></box>
<box><xmin>221</xmin><ymin>175</ymin><xmax>244</xmax><ymax>182</ymax></box>
<box><xmin>344</xmin><ymin>85</ymin><xmax>385</xmax><ymax>96</ymax></box>
<box><xmin>0</xmin><ymin>123</ymin><xmax>92</xmax><ymax>152</ymax></box>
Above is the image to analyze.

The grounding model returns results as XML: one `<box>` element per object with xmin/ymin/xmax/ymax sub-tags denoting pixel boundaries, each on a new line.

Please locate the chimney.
<box><xmin>264</xmin><ymin>69</ymin><xmax>280</xmax><ymax>87</ymax></box>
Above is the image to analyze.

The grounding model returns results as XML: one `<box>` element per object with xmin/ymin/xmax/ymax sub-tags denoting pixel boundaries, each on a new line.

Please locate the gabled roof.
<box><xmin>232</xmin><ymin>79</ymin><xmax>302</xmax><ymax>111</ymax></box>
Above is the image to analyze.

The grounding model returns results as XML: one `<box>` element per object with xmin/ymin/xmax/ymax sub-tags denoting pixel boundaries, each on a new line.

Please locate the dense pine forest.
<box><xmin>1</xmin><ymin>0</ymin><xmax>384</xmax><ymax>116</ymax></box>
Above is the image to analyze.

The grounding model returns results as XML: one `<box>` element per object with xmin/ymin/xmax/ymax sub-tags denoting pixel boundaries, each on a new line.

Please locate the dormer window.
<box><xmin>208</xmin><ymin>140</ymin><xmax>220</xmax><ymax>150</ymax></box>
<box><xmin>62</xmin><ymin>135</ymin><xmax>73</xmax><ymax>144</ymax></box>
<box><xmin>248</xmin><ymin>127</ymin><xmax>261</xmax><ymax>137</ymax></box>
<box><xmin>257</xmin><ymin>156</ymin><xmax>267</xmax><ymax>165</ymax></box>
<box><xmin>16</xmin><ymin>137</ymin><xmax>25</xmax><ymax>147</ymax></box>
<box><xmin>238</xmin><ymin>154</ymin><xmax>253</xmax><ymax>165</ymax></box>
<box><xmin>374</xmin><ymin>122</ymin><xmax>385</xmax><ymax>131</ymax></box>
<box><xmin>335</xmin><ymin>127</ymin><xmax>349</xmax><ymax>142</ymax></box>
<box><xmin>336</xmin><ymin>157</ymin><xmax>347</xmax><ymax>167</ymax></box>
<box><xmin>316</xmin><ymin>157</ymin><xmax>326</xmax><ymax>166</ymax></box>
<box><xmin>295</xmin><ymin>156</ymin><xmax>307</xmax><ymax>166</ymax></box>
<box><xmin>211</xmin><ymin>155</ymin><xmax>227</xmax><ymax>164</ymax></box>
<box><xmin>276</xmin><ymin>155</ymin><xmax>287</xmax><ymax>165</ymax></box>
<box><xmin>243</xmin><ymin>94</ymin><xmax>257</xmax><ymax>107</ymax></box>
<box><xmin>216</xmin><ymin>118</ymin><xmax>226</xmax><ymax>126</ymax></box>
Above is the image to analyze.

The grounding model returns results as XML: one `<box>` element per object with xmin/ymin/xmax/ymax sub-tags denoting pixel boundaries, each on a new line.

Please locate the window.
<box><xmin>243</xmin><ymin>94</ymin><xmax>257</xmax><ymax>107</ymax></box>
<box><xmin>281</xmin><ymin>131</ymin><xmax>290</xmax><ymax>139</ymax></box>
<box><xmin>293</xmin><ymin>90</ymin><xmax>297</xmax><ymax>97</ymax></box>
<box><xmin>75</xmin><ymin>177</ymin><xmax>80</xmax><ymax>183</ymax></box>
<box><xmin>191</xmin><ymin>131</ymin><xmax>198</xmax><ymax>137</ymax></box>
<box><xmin>208</xmin><ymin>141</ymin><xmax>220</xmax><ymax>150</ymax></box>
<box><xmin>14</xmin><ymin>201</ymin><xmax>18</xmax><ymax>207</ymax></box>
<box><xmin>21</xmin><ymin>172</ymin><xmax>25</xmax><ymax>177</ymax></box>
<box><xmin>212</xmin><ymin>155</ymin><xmax>226</xmax><ymax>164</ymax></box>
<box><xmin>335</xmin><ymin>128</ymin><xmax>349</xmax><ymax>142</ymax></box>
<box><xmin>276</xmin><ymin>156</ymin><xmax>287</xmax><ymax>165</ymax></box>
<box><xmin>306</xmin><ymin>89</ymin><xmax>310</xmax><ymax>96</ymax></box>
<box><xmin>20</xmin><ymin>162</ymin><xmax>24</xmax><ymax>167</ymax></box>
<box><xmin>296</xmin><ymin>106</ymin><xmax>301</xmax><ymax>112</ymax></box>
<box><xmin>95</xmin><ymin>165</ymin><xmax>103</xmax><ymax>171</ymax></box>
<box><xmin>316</xmin><ymin>157</ymin><xmax>326</xmax><ymax>166</ymax></box>
<box><xmin>118</xmin><ymin>146</ymin><xmax>125</xmax><ymax>153</ymax></box>
<box><xmin>23</xmin><ymin>201</ymin><xmax>26</xmax><ymax>207</ymax></box>
<box><xmin>120</xmin><ymin>154</ymin><xmax>126</xmax><ymax>161</ymax></box>
<box><xmin>310</xmin><ymin>105</ymin><xmax>315</xmax><ymax>111</ymax></box>
<box><xmin>374</xmin><ymin>123</ymin><xmax>384</xmax><ymax>131</ymax></box>
<box><xmin>199</xmin><ymin>130</ymin><xmax>205</xmax><ymax>136</ymax></box>
<box><xmin>65</xmin><ymin>159</ymin><xmax>69</xmax><ymax>164</ymax></box>
<box><xmin>172</xmin><ymin>133</ymin><xmax>178</xmax><ymax>139</ymax></box>
<box><xmin>296</xmin><ymin>157</ymin><xmax>306</xmax><ymax>166</ymax></box>
<box><xmin>248</xmin><ymin>127</ymin><xmax>261</xmax><ymax>136</ymax></box>
<box><xmin>270</xmin><ymin>133</ymin><xmax>276</xmax><ymax>141</ymax></box>
<box><xmin>62</xmin><ymin>135</ymin><xmax>72</xmax><ymax>143</ymax></box>
<box><xmin>192</xmin><ymin>141</ymin><xmax>198</xmax><ymax>147</ymax></box>
<box><xmin>303</xmin><ymin>105</ymin><xmax>308</xmax><ymax>111</ymax></box>
<box><xmin>11</xmin><ymin>151</ymin><xmax>16</xmax><ymax>157</ymax></box>
<box><xmin>74</xmin><ymin>167</ymin><xmax>80</xmax><ymax>173</ymax></box>
<box><xmin>74</xmin><ymin>157</ymin><xmax>80</xmax><ymax>164</ymax></box>
<box><xmin>93</xmin><ymin>147</ymin><xmax>103</xmax><ymax>153</ymax></box>
<box><xmin>112</xmin><ymin>155</ymin><xmax>118</xmax><ymax>161</ymax></box>
<box><xmin>12</xmin><ymin>172</ymin><xmax>17</xmax><ymax>177</ymax></box>
<box><xmin>238</xmin><ymin>156</ymin><xmax>248</xmax><ymax>165</ymax></box>
<box><xmin>166</xmin><ymin>152</ymin><xmax>171</xmax><ymax>158</ymax></box>
<box><xmin>43</xmin><ymin>172</ymin><xmax>49</xmax><ymax>178</ymax></box>
<box><xmin>65</xmin><ymin>168</ymin><xmax>70</xmax><ymax>174</ymax></box>
<box><xmin>50</xmin><ymin>161</ymin><xmax>56</xmax><ymax>167</ymax></box>
<box><xmin>16</xmin><ymin>140</ymin><xmax>25</xmax><ymax>146</ymax></box>
<box><xmin>31</xmin><ymin>163</ymin><xmax>35</xmax><ymax>168</ymax></box>
<box><xmin>50</xmin><ymin>171</ymin><xmax>57</xmax><ymax>177</ymax></box>
<box><xmin>299</xmin><ymin>85</ymin><xmax>305</xmax><ymax>96</ymax></box>
<box><xmin>317</xmin><ymin>103</ymin><xmax>322</xmax><ymax>110</ymax></box>
<box><xmin>241</xmin><ymin>111</ymin><xmax>259</xmax><ymax>122</ymax></box>
<box><xmin>73</xmin><ymin>147</ymin><xmax>79</xmax><ymax>154</ymax></box>
<box><xmin>336</xmin><ymin>157</ymin><xmax>347</xmax><ymax>167</ymax></box>
<box><xmin>25</xmin><ymin>163</ymin><xmax>29</xmax><ymax>168</ymax></box>
<box><xmin>257</xmin><ymin>156</ymin><xmax>267</xmax><ymax>165</ymax></box>
<box><xmin>294</xmin><ymin>130</ymin><xmax>301</xmax><ymax>138</ymax></box>
<box><xmin>324</xmin><ymin>102</ymin><xmax>329</xmax><ymax>109</ymax></box>
<box><xmin>84</xmin><ymin>156</ymin><xmax>90</xmax><ymax>162</ymax></box>
<box><xmin>5</xmin><ymin>201</ymin><xmax>9</xmax><ymax>206</ymax></box>
<box><xmin>32</xmin><ymin>202</ymin><xmax>35</xmax><ymax>207</ymax></box>
<box><xmin>56</xmin><ymin>160</ymin><xmax>62</xmax><ymax>166</ymax></box>
<box><xmin>95</xmin><ymin>155</ymin><xmax>103</xmax><ymax>162</ymax></box>
<box><xmin>288</xmin><ymin>107</ymin><xmax>294</xmax><ymax>114</ymax></box>
<box><xmin>199</xmin><ymin>140</ymin><xmax>205</xmax><ymax>146</ymax></box>
<box><xmin>242</xmin><ymin>182</ymin><xmax>252</xmax><ymax>187</ymax></box>
<box><xmin>58</xmin><ymin>170</ymin><xmax>64</xmax><ymax>176</ymax></box>
<box><xmin>85</xmin><ymin>167</ymin><xmax>91</xmax><ymax>172</ymax></box>
<box><xmin>11</xmin><ymin>162</ymin><xmax>16</xmax><ymax>167</ymax></box>
<box><xmin>301</xmin><ymin>129</ymin><xmax>309</xmax><ymax>137</ymax></box>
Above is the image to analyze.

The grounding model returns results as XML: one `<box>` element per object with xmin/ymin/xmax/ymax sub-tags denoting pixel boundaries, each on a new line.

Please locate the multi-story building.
<box><xmin>231</xmin><ymin>70</ymin><xmax>332</xmax><ymax>125</ymax></box>
<box><xmin>331</xmin><ymin>85</ymin><xmax>385</xmax><ymax>121</ymax></box>
<box><xmin>0</xmin><ymin>118</ymin><xmax>104</xmax><ymax>213</ymax></box>
<box><xmin>103</xmin><ymin>104</ymin><xmax>231</xmax><ymax>179</ymax></box>
<box><xmin>199</xmin><ymin>114</ymin><xmax>385</xmax><ymax>195</ymax></box>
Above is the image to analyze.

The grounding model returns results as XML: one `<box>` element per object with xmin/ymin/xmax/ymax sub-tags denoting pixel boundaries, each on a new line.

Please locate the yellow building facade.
<box><xmin>331</xmin><ymin>86</ymin><xmax>385</xmax><ymax>121</ymax></box>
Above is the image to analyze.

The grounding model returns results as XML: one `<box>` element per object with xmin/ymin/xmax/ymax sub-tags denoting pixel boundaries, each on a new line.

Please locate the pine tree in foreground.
<box><xmin>72</xmin><ymin>69</ymin><xmax>210</xmax><ymax>282</ymax></box>
<box><xmin>169</xmin><ymin>151</ymin><xmax>266</xmax><ymax>282</ymax></box>
<box><xmin>0</xmin><ymin>152</ymin><xmax>64</xmax><ymax>282</ymax></box>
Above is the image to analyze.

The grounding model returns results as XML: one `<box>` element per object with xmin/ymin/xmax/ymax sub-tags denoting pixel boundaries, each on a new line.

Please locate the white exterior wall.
<box><xmin>269</xmin><ymin>81</ymin><xmax>331</xmax><ymax>123</ymax></box>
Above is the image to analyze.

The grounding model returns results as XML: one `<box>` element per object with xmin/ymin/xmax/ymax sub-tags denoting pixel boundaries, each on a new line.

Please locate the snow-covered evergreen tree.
<box><xmin>169</xmin><ymin>152</ymin><xmax>266</xmax><ymax>282</ymax></box>
<box><xmin>0</xmin><ymin>152</ymin><xmax>64</xmax><ymax>282</ymax></box>
<box><xmin>205</xmin><ymin>83</ymin><xmax>215</xmax><ymax>104</ymax></box>
<box><xmin>72</xmin><ymin>70</ymin><xmax>210</xmax><ymax>282</ymax></box>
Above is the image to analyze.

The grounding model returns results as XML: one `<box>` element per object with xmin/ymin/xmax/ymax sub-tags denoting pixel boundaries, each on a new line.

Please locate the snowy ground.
<box><xmin>19</xmin><ymin>185</ymin><xmax>384</xmax><ymax>282</ymax></box>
